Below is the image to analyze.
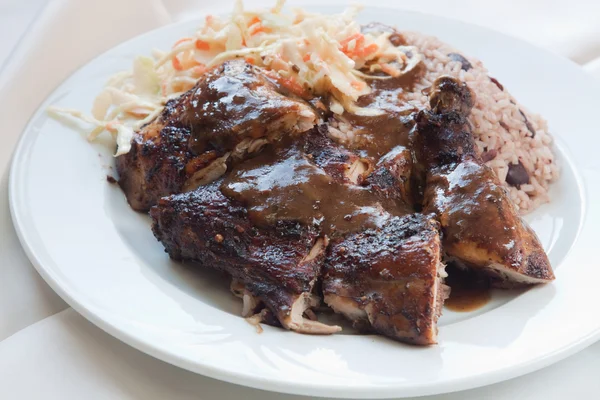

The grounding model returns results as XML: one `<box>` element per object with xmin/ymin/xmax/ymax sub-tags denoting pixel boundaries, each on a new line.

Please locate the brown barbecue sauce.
<box><xmin>444</xmin><ymin>265</ymin><xmax>491</xmax><ymax>312</ymax></box>
<box><xmin>219</xmin><ymin>44</ymin><xmax>423</xmax><ymax>236</ymax></box>
<box><xmin>340</xmin><ymin>63</ymin><xmax>425</xmax><ymax>158</ymax></box>
<box><xmin>221</xmin><ymin>143</ymin><xmax>411</xmax><ymax>236</ymax></box>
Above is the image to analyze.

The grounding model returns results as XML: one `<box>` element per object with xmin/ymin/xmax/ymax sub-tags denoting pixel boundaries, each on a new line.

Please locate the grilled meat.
<box><xmin>299</xmin><ymin>129</ymin><xmax>448</xmax><ymax>344</ymax></box>
<box><xmin>364</xmin><ymin>145</ymin><xmax>414</xmax><ymax>205</ymax></box>
<box><xmin>220</xmin><ymin>130</ymin><xmax>409</xmax><ymax>238</ymax></box>
<box><xmin>184</xmin><ymin>59</ymin><xmax>316</xmax><ymax>154</ymax></box>
<box><xmin>150</xmin><ymin>180</ymin><xmax>339</xmax><ymax>334</ymax></box>
<box><xmin>149</xmin><ymin>127</ymin><xmax>448</xmax><ymax>343</ymax></box>
<box><xmin>115</xmin><ymin>114</ymin><xmax>193</xmax><ymax>212</ymax></box>
<box><xmin>110</xmin><ymin>19</ymin><xmax>555</xmax><ymax>348</ymax></box>
<box><xmin>412</xmin><ymin>76</ymin><xmax>554</xmax><ymax>286</ymax></box>
<box><xmin>117</xmin><ymin>59</ymin><xmax>317</xmax><ymax>211</ymax></box>
<box><xmin>323</xmin><ymin>213</ymin><xmax>447</xmax><ymax>345</ymax></box>
<box><xmin>301</xmin><ymin>125</ymin><xmax>371</xmax><ymax>185</ymax></box>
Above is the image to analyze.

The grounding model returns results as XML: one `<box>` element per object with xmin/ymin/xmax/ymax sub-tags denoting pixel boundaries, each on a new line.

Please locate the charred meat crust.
<box><xmin>117</xmin><ymin>59</ymin><xmax>317</xmax><ymax>212</ymax></box>
<box><xmin>184</xmin><ymin>60</ymin><xmax>316</xmax><ymax>154</ymax></box>
<box><xmin>413</xmin><ymin>111</ymin><xmax>477</xmax><ymax>167</ymax></box>
<box><xmin>428</xmin><ymin>75</ymin><xmax>474</xmax><ymax>116</ymax></box>
<box><xmin>364</xmin><ymin>145</ymin><xmax>414</xmax><ymax>205</ymax></box>
<box><xmin>122</xmin><ymin>49</ymin><xmax>554</xmax><ymax>346</ymax></box>
<box><xmin>323</xmin><ymin>214</ymin><xmax>444</xmax><ymax>345</ymax></box>
<box><xmin>150</xmin><ymin>180</ymin><xmax>338</xmax><ymax>332</ymax></box>
<box><xmin>116</xmin><ymin>123</ymin><xmax>193</xmax><ymax>211</ymax></box>
<box><xmin>149</xmin><ymin>126</ymin><xmax>447</xmax><ymax>343</ymax></box>
<box><xmin>150</xmin><ymin>180</ymin><xmax>321</xmax><ymax>293</ymax></box>
<box><xmin>300</xmin><ymin>125</ymin><xmax>360</xmax><ymax>183</ymax></box>
<box><xmin>414</xmin><ymin>76</ymin><xmax>554</xmax><ymax>286</ymax></box>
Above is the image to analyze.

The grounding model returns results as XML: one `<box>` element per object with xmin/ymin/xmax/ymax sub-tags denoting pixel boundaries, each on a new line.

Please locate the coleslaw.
<box><xmin>49</xmin><ymin>0</ymin><xmax>420</xmax><ymax>156</ymax></box>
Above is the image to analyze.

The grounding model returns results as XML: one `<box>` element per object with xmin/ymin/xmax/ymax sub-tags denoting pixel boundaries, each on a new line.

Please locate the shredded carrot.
<box><xmin>192</xmin><ymin>65</ymin><xmax>207</xmax><ymax>76</ymax></box>
<box><xmin>248</xmin><ymin>16</ymin><xmax>270</xmax><ymax>35</ymax></box>
<box><xmin>161</xmin><ymin>81</ymin><xmax>167</xmax><ymax>96</ymax></box>
<box><xmin>302</xmin><ymin>53</ymin><xmax>311</xmax><ymax>62</ymax></box>
<box><xmin>195</xmin><ymin>39</ymin><xmax>210</xmax><ymax>51</ymax></box>
<box><xmin>264</xmin><ymin>70</ymin><xmax>307</xmax><ymax>97</ymax></box>
<box><xmin>248</xmin><ymin>16</ymin><xmax>261</xmax><ymax>26</ymax></box>
<box><xmin>172</xmin><ymin>56</ymin><xmax>183</xmax><ymax>71</ymax></box>
<box><xmin>355</xmin><ymin>43</ymin><xmax>379</xmax><ymax>58</ymax></box>
<box><xmin>340</xmin><ymin>33</ymin><xmax>364</xmax><ymax>48</ymax></box>
<box><xmin>340</xmin><ymin>33</ymin><xmax>374</xmax><ymax>58</ymax></box>
<box><xmin>245</xmin><ymin>57</ymin><xmax>255</xmax><ymax>65</ymax></box>
<box><xmin>173</xmin><ymin>37</ymin><xmax>192</xmax><ymax>48</ymax></box>
<box><xmin>173</xmin><ymin>51</ymin><xmax>203</xmax><ymax>71</ymax></box>
<box><xmin>249</xmin><ymin>24</ymin><xmax>270</xmax><ymax>36</ymax></box>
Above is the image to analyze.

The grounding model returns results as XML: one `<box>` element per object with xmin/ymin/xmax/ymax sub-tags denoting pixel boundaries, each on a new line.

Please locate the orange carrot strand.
<box><xmin>248</xmin><ymin>16</ymin><xmax>261</xmax><ymax>26</ymax></box>
<box><xmin>172</xmin><ymin>37</ymin><xmax>192</xmax><ymax>48</ymax></box>
<box><xmin>195</xmin><ymin>39</ymin><xmax>210</xmax><ymax>51</ymax></box>
<box><xmin>172</xmin><ymin>56</ymin><xmax>183</xmax><ymax>71</ymax></box>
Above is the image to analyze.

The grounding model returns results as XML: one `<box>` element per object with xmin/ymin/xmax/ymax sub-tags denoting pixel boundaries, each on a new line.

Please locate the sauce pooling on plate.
<box><xmin>444</xmin><ymin>265</ymin><xmax>492</xmax><ymax>312</ymax></box>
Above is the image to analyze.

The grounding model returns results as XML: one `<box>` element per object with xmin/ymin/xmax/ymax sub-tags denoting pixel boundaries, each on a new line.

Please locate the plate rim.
<box><xmin>8</xmin><ymin>6</ymin><xmax>600</xmax><ymax>398</ymax></box>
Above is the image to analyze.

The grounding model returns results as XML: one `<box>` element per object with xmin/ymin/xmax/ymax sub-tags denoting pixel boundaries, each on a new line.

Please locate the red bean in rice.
<box><xmin>403</xmin><ymin>31</ymin><xmax>558</xmax><ymax>213</ymax></box>
<box><xmin>329</xmin><ymin>31</ymin><xmax>558</xmax><ymax>214</ymax></box>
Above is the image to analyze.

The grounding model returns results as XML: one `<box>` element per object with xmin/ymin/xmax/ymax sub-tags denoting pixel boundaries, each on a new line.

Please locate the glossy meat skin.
<box><xmin>115</xmin><ymin>98</ymin><xmax>197</xmax><ymax>211</ymax></box>
<box><xmin>413</xmin><ymin>76</ymin><xmax>554</xmax><ymax>286</ymax></box>
<box><xmin>364</xmin><ymin>145</ymin><xmax>414</xmax><ymax>206</ymax></box>
<box><xmin>150</xmin><ymin>128</ymin><xmax>447</xmax><ymax>343</ymax></box>
<box><xmin>323</xmin><ymin>213</ymin><xmax>446</xmax><ymax>345</ymax></box>
<box><xmin>221</xmin><ymin>129</ymin><xmax>407</xmax><ymax>237</ymax></box>
<box><xmin>300</xmin><ymin>131</ymin><xmax>447</xmax><ymax>344</ymax></box>
<box><xmin>150</xmin><ymin>180</ymin><xmax>339</xmax><ymax>334</ymax></box>
<box><xmin>185</xmin><ymin>60</ymin><xmax>316</xmax><ymax>154</ymax></box>
<box><xmin>301</xmin><ymin>125</ymin><xmax>366</xmax><ymax>184</ymax></box>
<box><xmin>116</xmin><ymin>60</ymin><xmax>316</xmax><ymax>211</ymax></box>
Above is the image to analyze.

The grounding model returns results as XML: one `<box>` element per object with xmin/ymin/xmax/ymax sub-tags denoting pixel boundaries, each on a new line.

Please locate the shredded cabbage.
<box><xmin>49</xmin><ymin>0</ymin><xmax>421</xmax><ymax>156</ymax></box>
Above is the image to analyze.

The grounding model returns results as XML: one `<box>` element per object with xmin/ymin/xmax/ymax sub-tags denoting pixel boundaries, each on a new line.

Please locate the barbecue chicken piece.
<box><xmin>363</xmin><ymin>145</ymin><xmax>414</xmax><ymax>205</ymax></box>
<box><xmin>301</xmin><ymin>125</ymin><xmax>371</xmax><ymax>185</ymax></box>
<box><xmin>323</xmin><ymin>213</ymin><xmax>448</xmax><ymax>345</ymax></box>
<box><xmin>412</xmin><ymin>76</ymin><xmax>554</xmax><ymax>287</ymax></box>
<box><xmin>150</xmin><ymin>180</ymin><xmax>339</xmax><ymax>334</ymax></box>
<box><xmin>117</xmin><ymin>59</ymin><xmax>317</xmax><ymax>211</ymax></box>
<box><xmin>301</xmin><ymin>130</ymin><xmax>448</xmax><ymax>345</ymax></box>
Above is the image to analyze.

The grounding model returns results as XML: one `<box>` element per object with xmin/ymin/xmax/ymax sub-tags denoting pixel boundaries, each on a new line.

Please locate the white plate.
<box><xmin>8</xmin><ymin>6</ymin><xmax>600</xmax><ymax>399</ymax></box>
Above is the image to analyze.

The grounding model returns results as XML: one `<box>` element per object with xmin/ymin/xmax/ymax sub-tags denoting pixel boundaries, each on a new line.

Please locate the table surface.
<box><xmin>1</xmin><ymin>0</ymin><xmax>600</xmax><ymax>399</ymax></box>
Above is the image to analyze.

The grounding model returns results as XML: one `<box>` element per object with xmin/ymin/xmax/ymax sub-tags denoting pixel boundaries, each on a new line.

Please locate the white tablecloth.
<box><xmin>1</xmin><ymin>0</ymin><xmax>599</xmax><ymax>398</ymax></box>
